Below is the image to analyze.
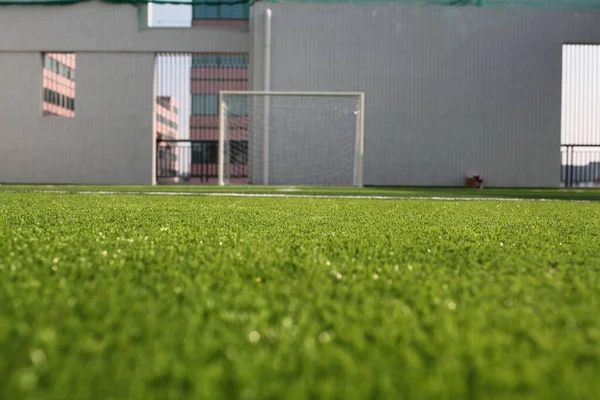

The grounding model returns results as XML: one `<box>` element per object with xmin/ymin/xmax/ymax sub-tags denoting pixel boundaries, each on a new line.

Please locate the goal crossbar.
<box><xmin>219</xmin><ymin>90</ymin><xmax>365</xmax><ymax>97</ymax></box>
<box><xmin>218</xmin><ymin>90</ymin><xmax>365</xmax><ymax>187</ymax></box>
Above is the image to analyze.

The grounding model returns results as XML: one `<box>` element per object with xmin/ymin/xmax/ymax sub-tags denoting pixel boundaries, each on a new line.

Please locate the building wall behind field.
<box><xmin>0</xmin><ymin>2</ymin><xmax>249</xmax><ymax>184</ymax></box>
<box><xmin>0</xmin><ymin>52</ymin><xmax>156</xmax><ymax>184</ymax></box>
<box><xmin>251</xmin><ymin>3</ymin><xmax>600</xmax><ymax>187</ymax></box>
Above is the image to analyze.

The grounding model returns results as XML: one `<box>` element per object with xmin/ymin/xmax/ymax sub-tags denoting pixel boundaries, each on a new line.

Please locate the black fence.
<box><xmin>156</xmin><ymin>139</ymin><xmax>248</xmax><ymax>183</ymax></box>
<box><xmin>561</xmin><ymin>145</ymin><xmax>600</xmax><ymax>187</ymax></box>
<box><xmin>158</xmin><ymin>141</ymin><xmax>599</xmax><ymax>187</ymax></box>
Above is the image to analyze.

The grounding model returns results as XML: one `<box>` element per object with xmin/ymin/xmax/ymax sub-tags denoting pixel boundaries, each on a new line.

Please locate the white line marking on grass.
<box><xmin>0</xmin><ymin>189</ymin><xmax>591</xmax><ymax>202</ymax></box>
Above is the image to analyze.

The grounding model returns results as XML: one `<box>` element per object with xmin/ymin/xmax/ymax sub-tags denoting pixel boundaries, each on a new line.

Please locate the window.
<box><xmin>190</xmin><ymin>141</ymin><xmax>247</xmax><ymax>165</ymax></box>
<box><xmin>192</xmin><ymin>94</ymin><xmax>248</xmax><ymax>116</ymax></box>
<box><xmin>193</xmin><ymin>5</ymin><xmax>219</xmax><ymax>20</ymax></box>
<box><xmin>42</xmin><ymin>53</ymin><xmax>76</xmax><ymax>117</ymax></box>
<box><xmin>42</xmin><ymin>88</ymin><xmax>75</xmax><ymax>112</ymax></box>
<box><xmin>227</xmin><ymin>97</ymin><xmax>247</xmax><ymax>116</ymax></box>
<box><xmin>43</xmin><ymin>54</ymin><xmax>75</xmax><ymax>81</ymax></box>
<box><xmin>229</xmin><ymin>140</ymin><xmax>248</xmax><ymax>164</ymax></box>
<box><xmin>228</xmin><ymin>55</ymin><xmax>247</xmax><ymax>67</ymax></box>
<box><xmin>192</xmin><ymin>0</ymin><xmax>249</xmax><ymax>20</ymax></box>
<box><xmin>192</xmin><ymin>94</ymin><xmax>219</xmax><ymax>116</ymax></box>
<box><xmin>156</xmin><ymin>114</ymin><xmax>178</xmax><ymax>130</ymax></box>
<box><xmin>192</xmin><ymin>54</ymin><xmax>219</xmax><ymax>68</ymax></box>
<box><xmin>192</xmin><ymin>54</ymin><xmax>249</xmax><ymax>68</ymax></box>
<box><xmin>192</xmin><ymin>141</ymin><xmax>218</xmax><ymax>164</ymax></box>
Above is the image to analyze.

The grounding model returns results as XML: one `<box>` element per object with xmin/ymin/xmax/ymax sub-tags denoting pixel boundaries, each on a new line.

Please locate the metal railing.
<box><xmin>156</xmin><ymin>139</ymin><xmax>248</xmax><ymax>183</ymax></box>
<box><xmin>561</xmin><ymin>144</ymin><xmax>600</xmax><ymax>187</ymax></box>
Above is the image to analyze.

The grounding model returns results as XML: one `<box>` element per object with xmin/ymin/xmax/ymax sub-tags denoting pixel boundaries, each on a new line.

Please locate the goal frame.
<box><xmin>218</xmin><ymin>90</ymin><xmax>365</xmax><ymax>187</ymax></box>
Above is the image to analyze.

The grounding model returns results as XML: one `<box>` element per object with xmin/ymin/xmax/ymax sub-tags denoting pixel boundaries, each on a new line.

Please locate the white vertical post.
<box><xmin>353</xmin><ymin>105</ymin><xmax>359</xmax><ymax>187</ymax></box>
<box><xmin>218</xmin><ymin>93</ymin><xmax>226</xmax><ymax>186</ymax></box>
<box><xmin>151</xmin><ymin>54</ymin><xmax>158</xmax><ymax>185</ymax></box>
<box><xmin>147</xmin><ymin>3</ymin><xmax>153</xmax><ymax>27</ymax></box>
<box><xmin>356</xmin><ymin>93</ymin><xmax>365</xmax><ymax>188</ymax></box>
<box><xmin>263</xmin><ymin>9</ymin><xmax>272</xmax><ymax>185</ymax></box>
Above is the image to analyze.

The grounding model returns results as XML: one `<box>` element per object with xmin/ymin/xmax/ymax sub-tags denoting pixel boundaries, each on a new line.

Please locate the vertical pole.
<box><xmin>353</xmin><ymin>104</ymin><xmax>359</xmax><ymax>186</ymax></box>
<box><xmin>263</xmin><ymin>9</ymin><xmax>272</xmax><ymax>185</ymax></box>
<box><xmin>152</xmin><ymin>54</ymin><xmax>158</xmax><ymax>185</ymax></box>
<box><xmin>566</xmin><ymin>146</ymin><xmax>570</xmax><ymax>187</ymax></box>
<box><xmin>355</xmin><ymin>92</ymin><xmax>365</xmax><ymax>188</ymax></box>
<box><xmin>560</xmin><ymin>146</ymin><xmax>569</xmax><ymax>187</ymax></box>
<box><xmin>568</xmin><ymin>145</ymin><xmax>574</xmax><ymax>188</ymax></box>
<box><xmin>218</xmin><ymin>92</ymin><xmax>226</xmax><ymax>186</ymax></box>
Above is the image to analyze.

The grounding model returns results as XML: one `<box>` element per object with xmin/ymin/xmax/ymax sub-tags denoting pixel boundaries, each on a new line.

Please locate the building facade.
<box><xmin>189</xmin><ymin>1</ymin><xmax>249</xmax><ymax>183</ymax></box>
<box><xmin>42</xmin><ymin>53</ymin><xmax>76</xmax><ymax>117</ymax></box>
<box><xmin>0</xmin><ymin>1</ymin><xmax>248</xmax><ymax>185</ymax></box>
<box><xmin>189</xmin><ymin>53</ymin><xmax>249</xmax><ymax>183</ymax></box>
<box><xmin>1</xmin><ymin>0</ymin><xmax>600</xmax><ymax>186</ymax></box>
<box><xmin>250</xmin><ymin>1</ymin><xmax>600</xmax><ymax>187</ymax></box>
<box><xmin>156</xmin><ymin>96</ymin><xmax>180</xmax><ymax>182</ymax></box>
<box><xmin>192</xmin><ymin>0</ymin><xmax>249</xmax><ymax>27</ymax></box>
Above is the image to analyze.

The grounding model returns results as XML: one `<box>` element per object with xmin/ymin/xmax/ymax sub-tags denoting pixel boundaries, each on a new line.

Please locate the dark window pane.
<box><xmin>192</xmin><ymin>141</ymin><xmax>218</xmax><ymax>164</ymax></box>
<box><xmin>229</xmin><ymin>140</ymin><xmax>248</xmax><ymax>164</ymax></box>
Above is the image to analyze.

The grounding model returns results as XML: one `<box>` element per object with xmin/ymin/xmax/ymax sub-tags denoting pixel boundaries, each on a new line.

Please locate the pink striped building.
<box><xmin>156</xmin><ymin>96</ymin><xmax>180</xmax><ymax>182</ymax></box>
<box><xmin>42</xmin><ymin>53</ymin><xmax>75</xmax><ymax>117</ymax></box>
<box><xmin>189</xmin><ymin>1</ymin><xmax>249</xmax><ymax>183</ymax></box>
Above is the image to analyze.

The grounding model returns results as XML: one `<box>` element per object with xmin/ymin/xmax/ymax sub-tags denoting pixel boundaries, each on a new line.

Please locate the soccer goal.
<box><xmin>218</xmin><ymin>91</ymin><xmax>365</xmax><ymax>187</ymax></box>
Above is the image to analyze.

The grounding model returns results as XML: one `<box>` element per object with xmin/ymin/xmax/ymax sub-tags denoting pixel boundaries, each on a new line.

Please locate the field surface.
<box><xmin>1</xmin><ymin>188</ymin><xmax>600</xmax><ymax>399</ymax></box>
<box><xmin>3</xmin><ymin>183</ymin><xmax>600</xmax><ymax>201</ymax></box>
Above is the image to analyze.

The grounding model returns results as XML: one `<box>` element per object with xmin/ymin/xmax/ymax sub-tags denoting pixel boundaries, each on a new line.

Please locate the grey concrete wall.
<box><xmin>251</xmin><ymin>3</ymin><xmax>600</xmax><ymax>187</ymax></box>
<box><xmin>0</xmin><ymin>2</ymin><xmax>249</xmax><ymax>53</ymax></box>
<box><xmin>0</xmin><ymin>52</ymin><xmax>155</xmax><ymax>184</ymax></box>
<box><xmin>0</xmin><ymin>1</ymin><xmax>250</xmax><ymax>185</ymax></box>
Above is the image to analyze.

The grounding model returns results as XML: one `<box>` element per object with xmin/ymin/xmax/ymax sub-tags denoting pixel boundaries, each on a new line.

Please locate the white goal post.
<box><xmin>218</xmin><ymin>91</ymin><xmax>365</xmax><ymax>187</ymax></box>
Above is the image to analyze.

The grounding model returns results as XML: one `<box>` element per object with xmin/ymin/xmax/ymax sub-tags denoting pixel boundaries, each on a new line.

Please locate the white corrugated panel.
<box><xmin>562</xmin><ymin>45</ymin><xmax>600</xmax><ymax>145</ymax></box>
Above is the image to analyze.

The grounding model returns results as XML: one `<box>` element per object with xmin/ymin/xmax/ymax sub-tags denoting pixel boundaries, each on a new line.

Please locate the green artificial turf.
<box><xmin>3</xmin><ymin>183</ymin><xmax>600</xmax><ymax>201</ymax></box>
<box><xmin>1</xmin><ymin>192</ymin><xmax>599</xmax><ymax>400</ymax></box>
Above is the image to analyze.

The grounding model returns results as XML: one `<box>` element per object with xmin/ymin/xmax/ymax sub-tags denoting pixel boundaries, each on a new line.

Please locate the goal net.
<box><xmin>218</xmin><ymin>91</ymin><xmax>364</xmax><ymax>187</ymax></box>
